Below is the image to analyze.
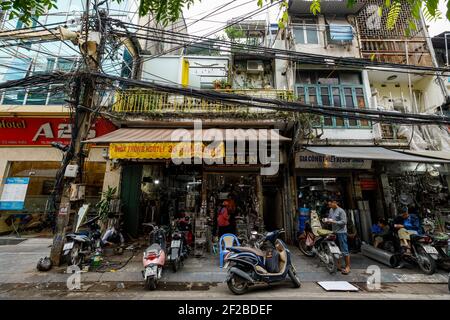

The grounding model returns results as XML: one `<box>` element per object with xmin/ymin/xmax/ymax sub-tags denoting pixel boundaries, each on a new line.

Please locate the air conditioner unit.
<box><xmin>246</xmin><ymin>60</ymin><xmax>264</xmax><ymax>73</ymax></box>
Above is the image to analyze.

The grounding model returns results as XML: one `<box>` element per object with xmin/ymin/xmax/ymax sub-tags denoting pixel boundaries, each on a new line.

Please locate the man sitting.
<box><xmin>393</xmin><ymin>207</ymin><xmax>419</xmax><ymax>254</ymax></box>
<box><xmin>372</xmin><ymin>218</ymin><xmax>390</xmax><ymax>248</ymax></box>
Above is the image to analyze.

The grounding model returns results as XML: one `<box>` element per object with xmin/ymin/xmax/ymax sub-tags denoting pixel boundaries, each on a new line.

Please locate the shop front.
<box><xmin>294</xmin><ymin>146</ymin><xmax>450</xmax><ymax>244</ymax></box>
<box><xmin>375</xmin><ymin>150</ymin><xmax>450</xmax><ymax>229</ymax></box>
<box><xmin>0</xmin><ymin>116</ymin><xmax>116</xmax><ymax>234</ymax></box>
<box><xmin>86</xmin><ymin>127</ymin><xmax>290</xmax><ymax>255</ymax></box>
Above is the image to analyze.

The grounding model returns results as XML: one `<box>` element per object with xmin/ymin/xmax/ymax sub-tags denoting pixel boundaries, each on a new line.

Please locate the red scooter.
<box><xmin>142</xmin><ymin>224</ymin><xmax>166</xmax><ymax>290</ymax></box>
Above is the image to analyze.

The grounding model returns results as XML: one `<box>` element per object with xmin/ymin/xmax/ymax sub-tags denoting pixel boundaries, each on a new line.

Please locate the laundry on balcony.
<box><xmin>328</xmin><ymin>23</ymin><xmax>354</xmax><ymax>43</ymax></box>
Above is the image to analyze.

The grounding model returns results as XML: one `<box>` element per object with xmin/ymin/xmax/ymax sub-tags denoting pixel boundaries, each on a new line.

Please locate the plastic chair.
<box><xmin>219</xmin><ymin>233</ymin><xmax>240</xmax><ymax>268</ymax></box>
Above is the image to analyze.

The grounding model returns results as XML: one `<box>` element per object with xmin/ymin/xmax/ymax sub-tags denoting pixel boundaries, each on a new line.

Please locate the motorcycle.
<box><xmin>63</xmin><ymin>216</ymin><xmax>102</xmax><ymax>267</ymax></box>
<box><xmin>224</xmin><ymin>229</ymin><xmax>301</xmax><ymax>295</ymax></box>
<box><xmin>381</xmin><ymin>222</ymin><xmax>438</xmax><ymax>275</ymax></box>
<box><xmin>168</xmin><ymin>219</ymin><xmax>189</xmax><ymax>272</ymax></box>
<box><xmin>422</xmin><ymin>217</ymin><xmax>450</xmax><ymax>270</ymax></box>
<box><xmin>142</xmin><ymin>223</ymin><xmax>166</xmax><ymax>290</ymax></box>
<box><xmin>298</xmin><ymin>213</ymin><xmax>343</xmax><ymax>274</ymax></box>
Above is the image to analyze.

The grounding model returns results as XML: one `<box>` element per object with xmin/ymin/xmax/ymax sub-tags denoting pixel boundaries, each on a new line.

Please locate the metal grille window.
<box><xmin>293</xmin><ymin>19</ymin><xmax>319</xmax><ymax>45</ymax></box>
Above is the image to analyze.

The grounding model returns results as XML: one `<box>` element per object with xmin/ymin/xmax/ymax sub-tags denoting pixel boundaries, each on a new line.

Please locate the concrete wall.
<box><xmin>292</xmin><ymin>16</ymin><xmax>361</xmax><ymax>59</ymax></box>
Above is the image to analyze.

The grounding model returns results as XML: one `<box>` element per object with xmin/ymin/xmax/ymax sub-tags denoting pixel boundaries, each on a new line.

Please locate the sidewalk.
<box><xmin>0</xmin><ymin>237</ymin><xmax>448</xmax><ymax>286</ymax></box>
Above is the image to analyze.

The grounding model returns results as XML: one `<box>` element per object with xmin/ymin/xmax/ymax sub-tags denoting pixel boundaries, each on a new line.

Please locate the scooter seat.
<box><xmin>147</xmin><ymin>243</ymin><xmax>162</xmax><ymax>254</ymax></box>
<box><xmin>230</xmin><ymin>246</ymin><xmax>265</xmax><ymax>257</ymax></box>
<box><xmin>317</xmin><ymin>229</ymin><xmax>334</xmax><ymax>237</ymax></box>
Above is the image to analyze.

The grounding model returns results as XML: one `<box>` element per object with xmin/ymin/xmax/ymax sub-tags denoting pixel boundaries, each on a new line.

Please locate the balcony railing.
<box><xmin>360</xmin><ymin>39</ymin><xmax>433</xmax><ymax>67</ymax></box>
<box><xmin>112</xmin><ymin>89</ymin><xmax>294</xmax><ymax>116</ymax></box>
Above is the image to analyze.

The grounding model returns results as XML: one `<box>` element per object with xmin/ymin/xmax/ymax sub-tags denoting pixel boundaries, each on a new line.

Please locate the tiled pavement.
<box><xmin>0</xmin><ymin>237</ymin><xmax>448</xmax><ymax>285</ymax></box>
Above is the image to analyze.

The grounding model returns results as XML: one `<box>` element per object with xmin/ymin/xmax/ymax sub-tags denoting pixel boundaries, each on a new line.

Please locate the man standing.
<box><xmin>327</xmin><ymin>199</ymin><xmax>351</xmax><ymax>275</ymax></box>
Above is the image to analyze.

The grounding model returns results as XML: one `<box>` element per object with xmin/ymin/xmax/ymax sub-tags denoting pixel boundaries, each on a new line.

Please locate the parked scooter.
<box><xmin>224</xmin><ymin>229</ymin><xmax>301</xmax><ymax>295</ymax></box>
<box><xmin>297</xmin><ymin>211</ymin><xmax>343</xmax><ymax>274</ymax></box>
<box><xmin>142</xmin><ymin>223</ymin><xmax>166</xmax><ymax>290</ymax></box>
<box><xmin>422</xmin><ymin>217</ymin><xmax>450</xmax><ymax>270</ymax></box>
<box><xmin>63</xmin><ymin>216</ymin><xmax>102</xmax><ymax>267</ymax></box>
<box><xmin>168</xmin><ymin>219</ymin><xmax>189</xmax><ymax>272</ymax></box>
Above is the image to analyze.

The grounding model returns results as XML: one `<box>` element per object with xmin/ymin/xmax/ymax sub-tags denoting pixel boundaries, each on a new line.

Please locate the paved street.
<box><xmin>0</xmin><ymin>237</ymin><xmax>449</xmax><ymax>299</ymax></box>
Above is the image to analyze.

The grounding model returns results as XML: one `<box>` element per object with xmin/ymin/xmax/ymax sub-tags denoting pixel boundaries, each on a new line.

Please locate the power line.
<box><xmin>83</xmin><ymin>71</ymin><xmax>450</xmax><ymax>126</ymax></box>
<box><xmin>113</xmin><ymin>20</ymin><xmax>450</xmax><ymax>76</ymax></box>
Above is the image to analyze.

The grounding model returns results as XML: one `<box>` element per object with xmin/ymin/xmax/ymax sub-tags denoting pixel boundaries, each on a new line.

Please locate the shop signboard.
<box><xmin>0</xmin><ymin>117</ymin><xmax>116</xmax><ymax>146</ymax></box>
<box><xmin>109</xmin><ymin>142</ymin><xmax>225</xmax><ymax>160</ymax></box>
<box><xmin>295</xmin><ymin>151</ymin><xmax>372</xmax><ymax>170</ymax></box>
<box><xmin>0</xmin><ymin>177</ymin><xmax>30</xmax><ymax>210</ymax></box>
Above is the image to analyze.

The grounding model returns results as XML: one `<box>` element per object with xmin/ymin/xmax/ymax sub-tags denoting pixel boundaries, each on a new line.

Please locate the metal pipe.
<box><xmin>361</xmin><ymin>243</ymin><xmax>399</xmax><ymax>268</ymax></box>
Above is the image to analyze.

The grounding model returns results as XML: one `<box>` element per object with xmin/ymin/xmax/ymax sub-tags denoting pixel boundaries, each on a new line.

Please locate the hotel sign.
<box><xmin>295</xmin><ymin>151</ymin><xmax>372</xmax><ymax>169</ymax></box>
<box><xmin>0</xmin><ymin>117</ymin><xmax>116</xmax><ymax>146</ymax></box>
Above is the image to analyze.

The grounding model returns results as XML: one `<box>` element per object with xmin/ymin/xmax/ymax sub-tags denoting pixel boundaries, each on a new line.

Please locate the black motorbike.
<box><xmin>168</xmin><ymin>219</ymin><xmax>189</xmax><ymax>272</ymax></box>
<box><xmin>429</xmin><ymin>233</ymin><xmax>450</xmax><ymax>270</ymax></box>
<box><xmin>224</xmin><ymin>229</ymin><xmax>301</xmax><ymax>295</ymax></box>
<box><xmin>381</xmin><ymin>222</ymin><xmax>438</xmax><ymax>275</ymax></box>
<box><xmin>63</xmin><ymin>216</ymin><xmax>102</xmax><ymax>267</ymax></box>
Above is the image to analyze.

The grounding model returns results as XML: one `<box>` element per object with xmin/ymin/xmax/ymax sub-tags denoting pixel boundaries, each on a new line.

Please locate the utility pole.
<box><xmin>50</xmin><ymin>2</ymin><xmax>107</xmax><ymax>266</ymax></box>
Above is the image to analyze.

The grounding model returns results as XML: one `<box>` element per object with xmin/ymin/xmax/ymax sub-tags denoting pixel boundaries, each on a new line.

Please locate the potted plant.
<box><xmin>95</xmin><ymin>186</ymin><xmax>117</xmax><ymax>230</ymax></box>
<box><xmin>213</xmin><ymin>79</ymin><xmax>222</xmax><ymax>89</ymax></box>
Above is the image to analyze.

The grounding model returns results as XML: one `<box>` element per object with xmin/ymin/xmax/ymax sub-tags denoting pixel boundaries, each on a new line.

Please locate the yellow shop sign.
<box><xmin>109</xmin><ymin>142</ymin><xmax>224</xmax><ymax>159</ymax></box>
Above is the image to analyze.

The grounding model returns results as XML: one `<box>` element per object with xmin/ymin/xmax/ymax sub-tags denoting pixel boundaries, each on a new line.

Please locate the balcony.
<box><xmin>288</xmin><ymin>0</ymin><xmax>366</xmax><ymax>15</ymax></box>
<box><xmin>360</xmin><ymin>39</ymin><xmax>433</xmax><ymax>67</ymax></box>
<box><xmin>111</xmin><ymin>89</ymin><xmax>294</xmax><ymax>118</ymax></box>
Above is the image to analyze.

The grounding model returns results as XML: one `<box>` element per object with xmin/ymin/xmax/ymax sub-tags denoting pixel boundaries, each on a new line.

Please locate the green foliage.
<box><xmin>224</xmin><ymin>26</ymin><xmax>245</xmax><ymax>42</ymax></box>
<box><xmin>95</xmin><ymin>186</ymin><xmax>117</xmax><ymax>222</ymax></box>
<box><xmin>1</xmin><ymin>0</ymin><xmax>57</xmax><ymax>24</ymax></box>
<box><xmin>386</xmin><ymin>1</ymin><xmax>402</xmax><ymax>30</ymax></box>
<box><xmin>3</xmin><ymin>0</ymin><xmax>449</xmax><ymax>34</ymax></box>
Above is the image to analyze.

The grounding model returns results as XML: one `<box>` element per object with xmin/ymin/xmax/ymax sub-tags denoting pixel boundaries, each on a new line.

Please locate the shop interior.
<box><xmin>0</xmin><ymin>160</ymin><xmax>105</xmax><ymax>234</ymax></box>
<box><xmin>120</xmin><ymin>163</ymin><xmax>282</xmax><ymax>255</ymax></box>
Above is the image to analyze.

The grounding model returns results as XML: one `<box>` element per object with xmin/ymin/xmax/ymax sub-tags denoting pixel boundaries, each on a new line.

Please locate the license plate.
<box><xmin>171</xmin><ymin>240</ymin><xmax>181</xmax><ymax>248</ymax></box>
<box><xmin>329</xmin><ymin>245</ymin><xmax>341</xmax><ymax>254</ymax></box>
<box><xmin>145</xmin><ymin>268</ymin><xmax>155</xmax><ymax>277</ymax></box>
<box><xmin>63</xmin><ymin>242</ymin><xmax>74</xmax><ymax>251</ymax></box>
<box><xmin>423</xmin><ymin>245</ymin><xmax>438</xmax><ymax>254</ymax></box>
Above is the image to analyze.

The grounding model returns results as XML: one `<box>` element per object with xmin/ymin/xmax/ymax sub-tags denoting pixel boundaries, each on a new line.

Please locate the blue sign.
<box><xmin>0</xmin><ymin>177</ymin><xmax>30</xmax><ymax>211</ymax></box>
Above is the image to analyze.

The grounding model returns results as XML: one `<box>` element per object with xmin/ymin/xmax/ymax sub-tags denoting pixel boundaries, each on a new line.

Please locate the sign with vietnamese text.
<box><xmin>109</xmin><ymin>142</ymin><xmax>225</xmax><ymax>160</ymax></box>
<box><xmin>295</xmin><ymin>151</ymin><xmax>372</xmax><ymax>170</ymax></box>
<box><xmin>0</xmin><ymin>177</ymin><xmax>30</xmax><ymax>210</ymax></box>
<box><xmin>0</xmin><ymin>117</ymin><xmax>116</xmax><ymax>146</ymax></box>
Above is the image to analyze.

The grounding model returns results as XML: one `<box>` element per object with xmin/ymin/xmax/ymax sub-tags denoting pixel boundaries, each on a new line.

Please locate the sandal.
<box><xmin>341</xmin><ymin>269</ymin><xmax>350</xmax><ymax>275</ymax></box>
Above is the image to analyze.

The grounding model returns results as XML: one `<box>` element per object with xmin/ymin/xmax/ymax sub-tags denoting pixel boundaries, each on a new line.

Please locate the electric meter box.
<box><xmin>64</xmin><ymin>164</ymin><xmax>79</xmax><ymax>178</ymax></box>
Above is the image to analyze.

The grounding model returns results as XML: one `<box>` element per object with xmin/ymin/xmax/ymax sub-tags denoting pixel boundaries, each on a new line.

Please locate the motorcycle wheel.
<box><xmin>288</xmin><ymin>266</ymin><xmax>301</xmax><ymax>288</ymax></box>
<box><xmin>69</xmin><ymin>243</ymin><xmax>83</xmax><ymax>267</ymax></box>
<box><xmin>172</xmin><ymin>258</ymin><xmax>181</xmax><ymax>272</ymax></box>
<box><xmin>227</xmin><ymin>274</ymin><xmax>249</xmax><ymax>295</ymax></box>
<box><xmin>145</xmin><ymin>277</ymin><xmax>157</xmax><ymax>290</ymax></box>
<box><xmin>298</xmin><ymin>236</ymin><xmax>315</xmax><ymax>257</ymax></box>
<box><xmin>324</xmin><ymin>247</ymin><xmax>337</xmax><ymax>274</ymax></box>
<box><xmin>416</xmin><ymin>246</ymin><xmax>436</xmax><ymax>275</ymax></box>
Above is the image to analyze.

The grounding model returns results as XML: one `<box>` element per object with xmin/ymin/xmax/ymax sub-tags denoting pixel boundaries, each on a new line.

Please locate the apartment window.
<box><xmin>295</xmin><ymin>71</ymin><xmax>369</xmax><ymax>128</ymax></box>
<box><xmin>293</xmin><ymin>19</ymin><xmax>319</xmax><ymax>45</ymax></box>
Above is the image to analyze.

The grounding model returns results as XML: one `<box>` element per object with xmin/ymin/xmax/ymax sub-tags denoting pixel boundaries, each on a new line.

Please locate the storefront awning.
<box><xmin>84</xmin><ymin>128</ymin><xmax>291</xmax><ymax>143</ymax></box>
<box><xmin>305</xmin><ymin>146</ymin><xmax>450</xmax><ymax>163</ymax></box>
<box><xmin>394</xmin><ymin>149</ymin><xmax>450</xmax><ymax>161</ymax></box>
